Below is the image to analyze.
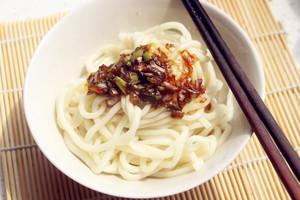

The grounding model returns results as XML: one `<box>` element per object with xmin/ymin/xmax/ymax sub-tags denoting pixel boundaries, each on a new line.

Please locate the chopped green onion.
<box><xmin>134</xmin><ymin>85</ymin><xmax>145</xmax><ymax>90</ymax></box>
<box><xmin>143</xmin><ymin>52</ymin><xmax>152</xmax><ymax>62</ymax></box>
<box><xmin>120</xmin><ymin>67</ymin><xmax>125</xmax><ymax>74</ymax></box>
<box><xmin>124</xmin><ymin>56</ymin><xmax>132</xmax><ymax>66</ymax></box>
<box><xmin>130</xmin><ymin>74</ymin><xmax>139</xmax><ymax>83</ymax></box>
<box><xmin>124</xmin><ymin>55</ymin><xmax>132</xmax><ymax>62</ymax></box>
<box><xmin>115</xmin><ymin>76</ymin><xmax>127</xmax><ymax>94</ymax></box>
<box><xmin>134</xmin><ymin>48</ymin><xmax>144</xmax><ymax>59</ymax></box>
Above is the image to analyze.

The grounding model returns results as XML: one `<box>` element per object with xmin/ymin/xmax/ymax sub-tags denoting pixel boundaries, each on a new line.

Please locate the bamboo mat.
<box><xmin>0</xmin><ymin>0</ymin><xmax>299</xmax><ymax>199</ymax></box>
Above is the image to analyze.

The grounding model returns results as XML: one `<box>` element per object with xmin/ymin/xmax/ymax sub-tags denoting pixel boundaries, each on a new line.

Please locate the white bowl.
<box><xmin>24</xmin><ymin>0</ymin><xmax>265</xmax><ymax>198</ymax></box>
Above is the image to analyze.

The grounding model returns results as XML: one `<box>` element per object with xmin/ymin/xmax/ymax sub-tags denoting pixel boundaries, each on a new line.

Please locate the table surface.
<box><xmin>0</xmin><ymin>0</ymin><xmax>299</xmax><ymax>199</ymax></box>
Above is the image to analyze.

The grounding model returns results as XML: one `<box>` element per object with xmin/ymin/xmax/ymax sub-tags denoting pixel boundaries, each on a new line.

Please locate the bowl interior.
<box><xmin>24</xmin><ymin>0</ymin><xmax>264</xmax><ymax>198</ymax></box>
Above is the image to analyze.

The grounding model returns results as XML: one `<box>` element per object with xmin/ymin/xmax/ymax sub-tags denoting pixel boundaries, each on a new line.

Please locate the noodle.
<box><xmin>56</xmin><ymin>22</ymin><xmax>233</xmax><ymax>180</ymax></box>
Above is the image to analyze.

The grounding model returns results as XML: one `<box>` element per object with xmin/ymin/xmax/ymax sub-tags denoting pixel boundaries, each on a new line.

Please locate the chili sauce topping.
<box><xmin>87</xmin><ymin>43</ymin><xmax>206</xmax><ymax>119</ymax></box>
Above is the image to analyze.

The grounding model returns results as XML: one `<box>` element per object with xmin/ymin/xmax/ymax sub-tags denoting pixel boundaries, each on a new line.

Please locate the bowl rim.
<box><xmin>23</xmin><ymin>0</ymin><xmax>265</xmax><ymax>198</ymax></box>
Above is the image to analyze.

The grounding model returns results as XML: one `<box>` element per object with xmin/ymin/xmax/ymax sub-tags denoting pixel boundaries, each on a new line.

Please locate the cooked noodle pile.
<box><xmin>56</xmin><ymin>22</ymin><xmax>233</xmax><ymax>180</ymax></box>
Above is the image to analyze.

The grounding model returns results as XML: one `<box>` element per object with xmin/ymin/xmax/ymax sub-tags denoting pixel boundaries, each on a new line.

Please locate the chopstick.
<box><xmin>181</xmin><ymin>0</ymin><xmax>300</xmax><ymax>199</ymax></box>
<box><xmin>187</xmin><ymin>0</ymin><xmax>300</xmax><ymax>182</ymax></box>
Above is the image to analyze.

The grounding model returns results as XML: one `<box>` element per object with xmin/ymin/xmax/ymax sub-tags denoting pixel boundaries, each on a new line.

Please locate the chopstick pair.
<box><xmin>181</xmin><ymin>0</ymin><xmax>300</xmax><ymax>199</ymax></box>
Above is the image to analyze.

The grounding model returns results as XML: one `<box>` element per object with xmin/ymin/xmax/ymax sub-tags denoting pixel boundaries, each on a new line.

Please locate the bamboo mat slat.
<box><xmin>0</xmin><ymin>0</ymin><xmax>299</xmax><ymax>199</ymax></box>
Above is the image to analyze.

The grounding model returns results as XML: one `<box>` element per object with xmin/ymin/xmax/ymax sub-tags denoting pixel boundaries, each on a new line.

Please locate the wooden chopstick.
<box><xmin>181</xmin><ymin>0</ymin><xmax>300</xmax><ymax>199</ymax></box>
<box><xmin>190</xmin><ymin>0</ymin><xmax>300</xmax><ymax>182</ymax></box>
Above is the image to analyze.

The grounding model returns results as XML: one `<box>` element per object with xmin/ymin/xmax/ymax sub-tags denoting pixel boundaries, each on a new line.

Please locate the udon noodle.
<box><xmin>56</xmin><ymin>22</ymin><xmax>233</xmax><ymax>180</ymax></box>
